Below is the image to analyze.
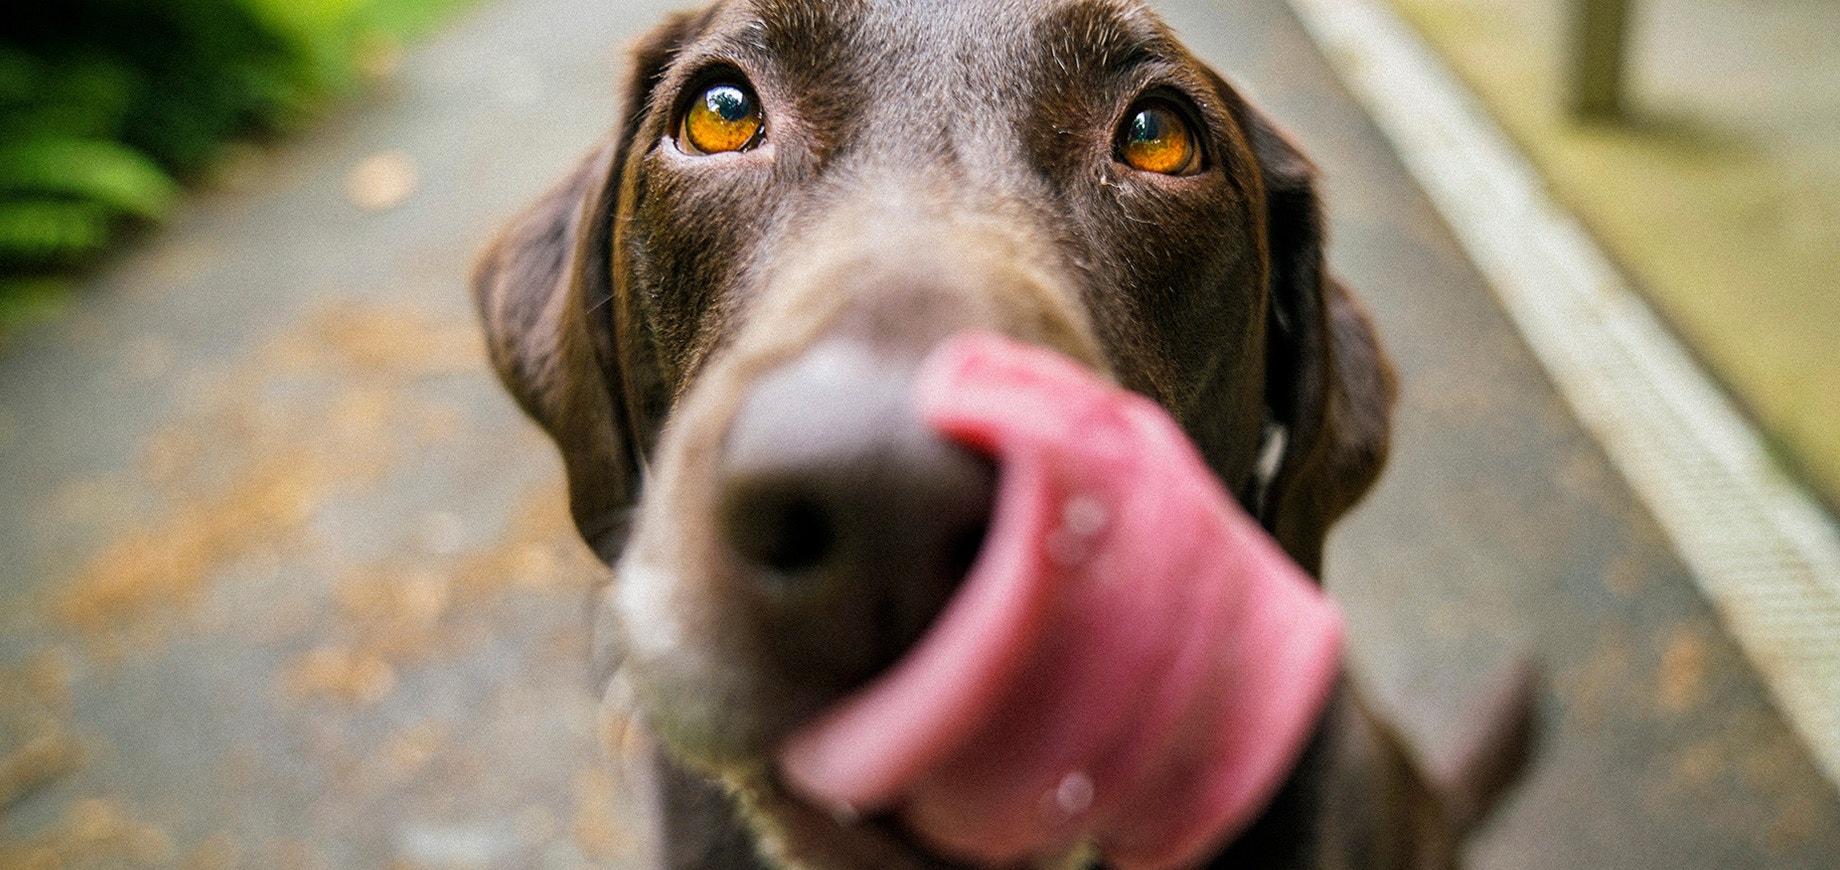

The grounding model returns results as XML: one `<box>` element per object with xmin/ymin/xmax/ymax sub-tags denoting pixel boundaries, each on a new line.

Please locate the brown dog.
<box><xmin>473</xmin><ymin>0</ymin><xmax>1532</xmax><ymax>867</ymax></box>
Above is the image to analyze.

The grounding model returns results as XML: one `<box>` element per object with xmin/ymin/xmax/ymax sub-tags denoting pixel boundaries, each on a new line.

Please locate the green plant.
<box><xmin>1</xmin><ymin>0</ymin><xmax>470</xmax><ymax>339</ymax></box>
<box><xmin>0</xmin><ymin>138</ymin><xmax>179</xmax><ymax>260</ymax></box>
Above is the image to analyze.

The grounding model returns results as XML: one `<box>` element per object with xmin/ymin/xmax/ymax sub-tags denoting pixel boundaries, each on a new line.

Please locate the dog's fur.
<box><xmin>473</xmin><ymin>1</ymin><xmax>1532</xmax><ymax>866</ymax></box>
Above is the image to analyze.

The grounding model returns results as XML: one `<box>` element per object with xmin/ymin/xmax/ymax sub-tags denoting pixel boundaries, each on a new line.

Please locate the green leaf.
<box><xmin>0</xmin><ymin>198</ymin><xmax>117</xmax><ymax>264</ymax></box>
<box><xmin>242</xmin><ymin>0</ymin><xmax>369</xmax><ymax>44</ymax></box>
<box><xmin>0</xmin><ymin>274</ymin><xmax>73</xmax><ymax>336</ymax></box>
<box><xmin>0</xmin><ymin>138</ymin><xmax>178</xmax><ymax>220</ymax></box>
<box><xmin>0</xmin><ymin>46</ymin><xmax>44</xmax><ymax>105</ymax></box>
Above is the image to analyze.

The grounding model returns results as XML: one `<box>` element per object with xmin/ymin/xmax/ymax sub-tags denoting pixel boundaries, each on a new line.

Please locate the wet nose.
<box><xmin>718</xmin><ymin>340</ymin><xmax>996</xmax><ymax>692</ymax></box>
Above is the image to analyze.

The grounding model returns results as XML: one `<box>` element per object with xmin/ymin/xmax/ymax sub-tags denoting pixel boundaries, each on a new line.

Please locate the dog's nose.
<box><xmin>718</xmin><ymin>340</ymin><xmax>996</xmax><ymax>692</ymax></box>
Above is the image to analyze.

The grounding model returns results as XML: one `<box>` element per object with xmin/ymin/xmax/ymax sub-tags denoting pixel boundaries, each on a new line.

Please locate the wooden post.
<box><xmin>1569</xmin><ymin>0</ymin><xmax>1633</xmax><ymax>121</ymax></box>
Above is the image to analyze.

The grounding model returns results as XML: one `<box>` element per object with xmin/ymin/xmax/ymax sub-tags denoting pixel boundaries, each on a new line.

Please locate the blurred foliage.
<box><xmin>0</xmin><ymin>0</ymin><xmax>469</xmax><ymax>334</ymax></box>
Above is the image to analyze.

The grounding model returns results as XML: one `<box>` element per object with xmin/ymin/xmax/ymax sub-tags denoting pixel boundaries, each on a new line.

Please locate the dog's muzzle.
<box><xmin>716</xmin><ymin>338</ymin><xmax>997</xmax><ymax>697</ymax></box>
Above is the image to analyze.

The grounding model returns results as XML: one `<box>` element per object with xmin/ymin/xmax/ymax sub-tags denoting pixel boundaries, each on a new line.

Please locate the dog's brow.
<box><xmin>733</xmin><ymin>0</ymin><xmax>856</xmax><ymax>56</ymax></box>
<box><xmin>1036</xmin><ymin>0</ymin><xmax>1172</xmax><ymax>77</ymax></box>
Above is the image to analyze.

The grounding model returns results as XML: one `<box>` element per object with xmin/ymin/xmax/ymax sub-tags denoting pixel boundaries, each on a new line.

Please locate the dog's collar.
<box><xmin>1250</xmin><ymin>416</ymin><xmax>1289</xmax><ymax>521</ymax></box>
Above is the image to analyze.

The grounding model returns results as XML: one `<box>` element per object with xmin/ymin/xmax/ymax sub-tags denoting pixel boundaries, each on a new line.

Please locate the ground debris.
<box><xmin>1</xmin><ymin>650</ymin><xmax>84</xmax><ymax>809</ymax></box>
<box><xmin>0</xmin><ymin>796</ymin><xmax>174</xmax><ymax>868</ymax></box>
<box><xmin>276</xmin><ymin>485</ymin><xmax>604</xmax><ymax>709</ymax></box>
<box><xmin>43</xmin><ymin>301</ymin><xmax>493</xmax><ymax>658</ymax></box>
<box><xmin>18</xmin><ymin>298</ymin><xmax>612</xmax><ymax>859</ymax></box>
<box><xmin>573</xmin><ymin>768</ymin><xmax>637</xmax><ymax>862</ymax></box>
<box><xmin>280</xmin><ymin>644</ymin><xmax>400</xmax><ymax>707</ymax></box>
<box><xmin>52</xmin><ymin>454</ymin><xmax>332</xmax><ymax>653</ymax></box>
<box><xmin>0</xmin><ymin>731</ymin><xmax>84</xmax><ymax>809</ymax></box>
<box><xmin>346</xmin><ymin>151</ymin><xmax>420</xmax><ymax>212</ymax></box>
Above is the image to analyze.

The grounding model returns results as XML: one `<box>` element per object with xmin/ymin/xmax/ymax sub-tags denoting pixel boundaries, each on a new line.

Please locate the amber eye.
<box><xmin>1118</xmin><ymin>101</ymin><xmax>1199</xmax><ymax>175</ymax></box>
<box><xmin>681</xmin><ymin>82</ymin><xmax>764</xmax><ymax>155</ymax></box>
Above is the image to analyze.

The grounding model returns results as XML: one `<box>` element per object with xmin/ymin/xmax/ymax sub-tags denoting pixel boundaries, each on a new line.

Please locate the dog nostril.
<box><xmin>947</xmin><ymin>522</ymin><xmax>987</xmax><ymax>580</ymax></box>
<box><xmin>724</xmin><ymin>487</ymin><xmax>838</xmax><ymax>577</ymax></box>
<box><xmin>715</xmin><ymin>340</ymin><xmax>999</xmax><ymax>687</ymax></box>
<box><xmin>763</xmin><ymin>496</ymin><xmax>835</xmax><ymax>574</ymax></box>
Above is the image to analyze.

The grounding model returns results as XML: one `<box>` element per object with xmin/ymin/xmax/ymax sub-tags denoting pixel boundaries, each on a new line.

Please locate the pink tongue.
<box><xmin>777</xmin><ymin>332</ymin><xmax>1343</xmax><ymax>870</ymax></box>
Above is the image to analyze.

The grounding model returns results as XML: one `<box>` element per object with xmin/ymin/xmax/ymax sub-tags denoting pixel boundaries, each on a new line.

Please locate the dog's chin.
<box><xmin>732</xmin><ymin>770</ymin><xmax>1093</xmax><ymax>870</ymax></box>
<box><xmin>606</xmin><ymin>665</ymin><xmax>998</xmax><ymax>870</ymax></box>
<box><xmin>742</xmin><ymin>779</ymin><xmax>958</xmax><ymax>867</ymax></box>
<box><xmin>606</xmin><ymin>648</ymin><xmax>817</xmax><ymax>780</ymax></box>
<box><xmin>605</xmin><ymin>568</ymin><xmax>1029</xmax><ymax>870</ymax></box>
<box><xmin>601</xmin><ymin>562</ymin><xmax>864</xmax><ymax>775</ymax></box>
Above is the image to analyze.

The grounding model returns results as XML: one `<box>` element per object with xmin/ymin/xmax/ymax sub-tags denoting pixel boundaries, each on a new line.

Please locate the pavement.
<box><xmin>1</xmin><ymin>0</ymin><xmax>1836</xmax><ymax>867</ymax></box>
<box><xmin>1378</xmin><ymin>0</ymin><xmax>1840</xmax><ymax>501</ymax></box>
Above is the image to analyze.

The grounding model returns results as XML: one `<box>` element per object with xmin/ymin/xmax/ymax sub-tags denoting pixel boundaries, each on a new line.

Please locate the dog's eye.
<box><xmin>681</xmin><ymin>82</ymin><xmax>764</xmax><ymax>155</ymax></box>
<box><xmin>1117</xmin><ymin>101</ymin><xmax>1199</xmax><ymax>175</ymax></box>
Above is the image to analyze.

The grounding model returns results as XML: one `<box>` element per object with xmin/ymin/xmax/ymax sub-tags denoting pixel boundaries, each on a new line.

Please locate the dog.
<box><xmin>472</xmin><ymin>0</ymin><xmax>1533</xmax><ymax>866</ymax></box>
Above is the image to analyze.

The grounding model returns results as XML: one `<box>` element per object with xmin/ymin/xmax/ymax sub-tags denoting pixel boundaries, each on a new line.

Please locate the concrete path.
<box><xmin>1</xmin><ymin>0</ymin><xmax>1835</xmax><ymax>866</ymax></box>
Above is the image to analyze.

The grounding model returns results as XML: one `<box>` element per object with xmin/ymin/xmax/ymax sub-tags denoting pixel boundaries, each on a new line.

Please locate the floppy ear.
<box><xmin>1242</xmin><ymin>107</ymin><xmax>1398</xmax><ymax>577</ymax></box>
<box><xmin>1424</xmin><ymin>656</ymin><xmax>1538</xmax><ymax>834</ymax></box>
<box><xmin>471</xmin><ymin>12</ymin><xmax>706</xmax><ymax>561</ymax></box>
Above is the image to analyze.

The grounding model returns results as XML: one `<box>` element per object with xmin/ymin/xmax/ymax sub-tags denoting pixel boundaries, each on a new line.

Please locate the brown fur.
<box><xmin>472</xmin><ymin>1</ymin><xmax>1532</xmax><ymax>867</ymax></box>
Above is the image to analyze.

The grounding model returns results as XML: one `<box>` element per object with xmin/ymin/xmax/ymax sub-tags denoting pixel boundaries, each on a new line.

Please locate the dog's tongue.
<box><xmin>777</xmin><ymin>333</ymin><xmax>1343</xmax><ymax>870</ymax></box>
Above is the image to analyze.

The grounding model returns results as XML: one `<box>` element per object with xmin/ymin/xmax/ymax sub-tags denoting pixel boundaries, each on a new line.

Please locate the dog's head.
<box><xmin>475</xmin><ymin>0</ymin><xmax>1394</xmax><ymax>830</ymax></box>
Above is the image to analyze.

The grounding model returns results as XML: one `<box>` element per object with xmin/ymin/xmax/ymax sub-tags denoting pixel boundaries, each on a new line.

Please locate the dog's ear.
<box><xmin>1238</xmin><ymin>104</ymin><xmax>1398</xmax><ymax>577</ymax></box>
<box><xmin>471</xmin><ymin>12</ymin><xmax>706</xmax><ymax>561</ymax></box>
<box><xmin>1332</xmin><ymin>663</ymin><xmax>1534</xmax><ymax>868</ymax></box>
<box><xmin>1424</xmin><ymin>657</ymin><xmax>1538</xmax><ymax>834</ymax></box>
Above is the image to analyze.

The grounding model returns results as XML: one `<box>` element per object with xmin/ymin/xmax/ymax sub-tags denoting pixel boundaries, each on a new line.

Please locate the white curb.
<box><xmin>1285</xmin><ymin>0</ymin><xmax>1840</xmax><ymax>786</ymax></box>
